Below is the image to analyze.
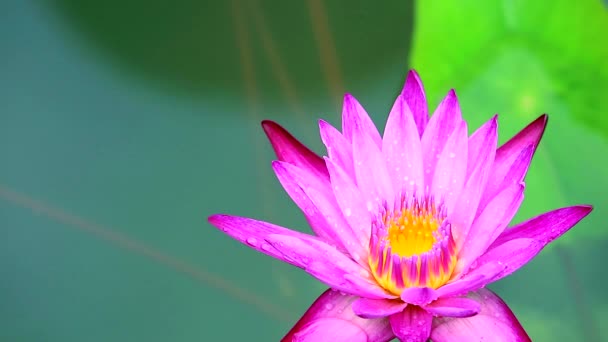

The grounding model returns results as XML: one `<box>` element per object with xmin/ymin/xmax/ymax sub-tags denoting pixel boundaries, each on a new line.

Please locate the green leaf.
<box><xmin>411</xmin><ymin>0</ymin><xmax>608</xmax><ymax>137</ymax></box>
<box><xmin>410</xmin><ymin>1</ymin><xmax>608</xmax><ymax>340</ymax></box>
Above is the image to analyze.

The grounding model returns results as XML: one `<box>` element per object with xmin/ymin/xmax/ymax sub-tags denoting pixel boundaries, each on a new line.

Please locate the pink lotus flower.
<box><xmin>208</xmin><ymin>70</ymin><xmax>592</xmax><ymax>341</ymax></box>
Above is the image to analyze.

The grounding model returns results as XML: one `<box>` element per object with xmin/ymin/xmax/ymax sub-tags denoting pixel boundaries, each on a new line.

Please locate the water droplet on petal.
<box><xmin>449</xmin><ymin>152</ymin><xmax>456</xmax><ymax>158</ymax></box>
<box><xmin>246</xmin><ymin>237</ymin><xmax>258</xmax><ymax>246</ymax></box>
<box><xmin>366</xmin><ymin>201</ymin><xmax>373</xmax><ymax>211</ymax></box>
<box><xmin>324</xmin><ymin>303</ymin><xmax>334</xmax><ymax>310</ymax></box>
<box><xmin>344</xmin><ymin>208</ymin><xmax>352</xmax><ymax>217</ymax></box>
<box><xmin>261</xmin><ymin>243</ymin><xmax>271</xmax><ymax>251</ymax></box>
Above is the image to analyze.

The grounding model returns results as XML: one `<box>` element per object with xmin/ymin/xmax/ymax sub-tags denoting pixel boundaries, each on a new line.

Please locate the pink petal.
<box><xmin>466</xmin><ymin>115</ymin><xmax>498</xmax><ymax>179</ymax></box>
<box><xmin>436</xmin><ymin>261</ymin><xmax>506</xmax><ymax>298</ymax></box>
<box><xmin>207</xmin><ymin>214</ymin><xmax>315</xmax><ymax>267</ymax></box>
<box><xmin>273</xmin><ymin>161</ymin><xmax>368</xmax><ymax>262</ymax></box>
<box><xmin>342</xmin><ymin>94</ymin><xmax>382</xmax><ymax>148</ymax></box>
<box><xmin>421</xmin><ymin>90</ymin><xmax>463</xmax><ymax>188</ymax></box>
<box><xmin>496</xmin><ymin>114</ymin><xmax>547</xmax><ymax>165</ymax></box>
<box><xmin>479</xmin><ymin>144</ymin><xmax>534</xmax><ymax>213</ymax></box>
<box><xmin>307</xmin><ymin>186</ymin><xmax>369</xmax><ymax>266</ymax></box>
<box><xmin>478</xmin><ymin>205</ymin><xmax>593</xmax><ymax>283</ymax></box>
<box><xmin>266</xmin><ymin>233</ymin><xmax>393</xmax><ymax>299</ymax></box>
<box><xmin>450</xmin><ymin>117</ymin><xmax>497</xmax><ymax>249</ymax></box>
<box><xmin>389</xmin><ymin>305</ymin><xmax>433</xmax><ymax>342</ymax></box>
<box><xmin>325</xmin><ymin>158</ymin><xmax>372</xmax><ymax>252</ymax></box>
<box><xmin>400</xmin><ymin>287</ymin><xmax>438</xmax><ymax>306</ymax></box>
<box><xmin>469</xmin><ymin>239</ymin><xmax>540</xmax><ymax>285</ymax></box>
<box><xmin>352</xmin><ymin>298</ymin><xmax>408</xmax><ymax>319</ymax></box>
<box><xmin>456</xmin><ymin>183</ymin><xmax>524</xmax><ymax>274</ymax></box>
<box><xmin>286</xmin><ymin>318</ymin><xmax>367</xmax><ymax>342</ymax></box>
<box><xmin>424</xmin><ymin>297</ymin><xmax>480</xmax><ymax>318</ymax></box>
<box><xmin>282</xmin><ymin>289</ymin><xmax>394</xmax><ymax>342</ymax></box>
<box><xmin>480</xmin><ymin>114</ymin><xmax>547</xmax><ymax>210</ymax></box>
<box><xmin>382</xmin><ymin>94</ymin><xmax>425</xmax><ymax>195</ymax></box>
<box><xmin>262</xmin><ymin>120</ymin><xmax>328</xmax><ymax>180</ymax></box>
<box><xmin>431</xmin><ymin>288</ymin><xmax>531</xmax><ymax>342</ymax></box>
<box><xmin>352</xmin><ymin>114</ymin><xmax>395</xmax><ymax>207</ymax></box>
<box><xmin>272</xmin><ymin>160</ymin><xmax>346</xmax><ymax>249</ymax></box>
<box><xmin>319</xmin><ymin>120</ymin><xmax>355</xmax><ymax>179</ymax></box>
<box><xmin>401</xmin><ymin>70</ymin><xmax>429</xmax><ymax>136</ymax></box>
<box><xmin>493</xmin><ymin>205</ymin><xmax>593</xmax><ymax>246</ymax></box>
<box><xmin>430</xmin><ymin>120</ymin><xmax>468</xmax><ymax>212</ymax></box>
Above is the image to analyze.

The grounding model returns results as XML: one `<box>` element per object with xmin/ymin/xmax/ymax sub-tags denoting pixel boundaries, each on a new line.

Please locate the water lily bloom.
<box><xmin>208</xmin><ymin>70</ymin><xmax>592</xmax><ymax>341</ymax></box>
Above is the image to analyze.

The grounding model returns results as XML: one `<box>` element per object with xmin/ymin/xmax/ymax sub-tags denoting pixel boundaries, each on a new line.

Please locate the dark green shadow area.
<box><xmin>50</xmin><ymin>0</ymin><xmax>414</xmax><ymax>104</ymax></box>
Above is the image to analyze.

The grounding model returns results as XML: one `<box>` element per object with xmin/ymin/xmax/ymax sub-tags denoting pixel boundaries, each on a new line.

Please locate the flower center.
<box><xmin>384</xmin><ymin>204</ymin><xmax>441</xmax><ymax>257</ymax></box>
<box><xmin>368</xmin><ymin>196</ymin><xmax>456</xmax><ymax>295</ymax></box>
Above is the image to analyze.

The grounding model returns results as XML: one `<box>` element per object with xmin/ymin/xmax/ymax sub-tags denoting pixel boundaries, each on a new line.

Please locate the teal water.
<box><xmin>1</xmin><ymin>1</ymin><xmax>606</xmax><ymax>341</ymax></box>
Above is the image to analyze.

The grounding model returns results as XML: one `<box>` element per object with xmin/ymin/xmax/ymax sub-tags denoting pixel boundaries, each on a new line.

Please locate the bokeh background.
<box><xmin>1</xmin><ymin>1</ymin><xmax>607</xmax><ymax>341</ymax></box>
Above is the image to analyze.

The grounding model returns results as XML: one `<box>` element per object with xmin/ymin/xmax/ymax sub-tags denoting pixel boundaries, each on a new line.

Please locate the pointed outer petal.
<box><xmin>282</xmin><ymin>289</ymin><xmax>395</xmax><ymax>342</ymax></box>
<box><xmin>431</xmin><ymin>288</ymin><xmax>531</xmax><ymax>342</ymax></box>
<box><xmin>421</xmin><ymin>90</ymin><xmax>463</xmax><ymax>189</ymax></box>
<box><xmin>480</xmin><ymin>114</ymin><xmax>547</xmax><ymax>209</ymax></box>
<box><xmin>465</xmin><ymin>116</ymin><xmax>498</xmax><ymax>180</ymax></box>
<box><xmin>450</xmin><ymin>118</ymin><xmax>498</xmax><ymax>248</ymax></box>
<box><xmin>492</xmin><ymin>205</ymin><xmax>594</xmax><ymax>247</ymax></box>
<box><xmin>273</xmin><ymin>161</ymin><xmax>368</xmax><ymax>263</ymax></box>
<box><xmin>477</xmin><ymin>205</ymin><xmax>593</xmax><ymax>283</ymax></box>
<box><xmin>208</xmin><ymin>214</ymin><xmax>313</xmax><ymax>267</ymax></box>
<box><xmin>424</xmin><ymin>297</ymin><xmax>480</xmax><ymax>318</ymax></box>
<box><xmin>288</xmin><ymin>318</ymin><xmax>368</xmax><ymax>342</ymax></box>
<box><xmin>436</xmin><ymin>261</ymin><xmax>507</xmax><ymax>298</ymax></box>
<box><xmin>262</xmin><ymin>120</ymin><xmax>328</xmax><ymax>180</ymax></box>
<box><xmin>266</xmin><ymin>234</ymin><xmax>394</xmax><ymax>299</ymax></box>
<box><xmin>352</xmin><ymin>117</ymin><xmax>395</xmax><ymax>206</ymax></box>
<box><xmin>456</xmin><ymin>183</ymin><xmax>524</xmax><ymax>275</ymax></box>
<box><xmin>319</xmin><ymin>120</ymin><xmax>355</xmax><ymax>179</ymax></box>
<box><xmin>382</xmin><ymin>94</ymin><xmax>425</xmax><ymax>195</ymax></box>
<box><xmin>389</xmin><ymin>305</ymin><xmax>433</xmax><ymax>342</ymax></box>
<box><xmin>400</xmin><ymin>287</ymin><xmax>438</xmax><ymax>306</ymax></box>
<box><xmin>342</xmin><ymin>94</ymin><xmax>382</xmax><ymax>148</ymax></box>
<box><xmin>430</xmin><ymin>121</ymin><xmax>468</xmax><ymax>212</ymax></box>
<box><xmin>325</xmin><ymin>158</ymin><xmax>371</xmax><ymax>250</ymax></box>
<box><xmin>272</xmin><ymin>161</ymin><xmax>344</xmax><ymax>248</ymax></box>
<box><xmin>306</xmin><ymin>187</ymin><xmax>369</xmax><ymax>267</ymax></box>
<box><xmin>468</xmin><ymin>239</ymin><xmax>540</xmax><ymax>285</ymax></box>
<box><xmin>401</xmin><ymin>70</ymin><xmax>429</xmax><ymax>136</ymax></box>
<box><xmin>479</xmin><ymin>144</ymin><xmax>534</xmax><ymax>213</ymax></box>
<box><xmin>496</xmin><ymin>114</ymin><xmax>547</xmax><ymax>166</ymax></box>
<box><xmin>352</xmin><ymin>298</ymin><xmax>408</xmax><ymax>319</ymax></box>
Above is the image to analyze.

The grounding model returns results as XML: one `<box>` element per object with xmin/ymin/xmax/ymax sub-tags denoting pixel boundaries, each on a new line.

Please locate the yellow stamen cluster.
<box><xmin>384</xmin><ymin>204</ymin><xmax>441</xmax><ymax>257</ymax></box>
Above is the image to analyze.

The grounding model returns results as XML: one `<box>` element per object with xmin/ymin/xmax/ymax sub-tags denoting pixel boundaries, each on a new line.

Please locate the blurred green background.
<box><xmin>1</xmin><ymin>0</ymin><xmax>607</xmax><ymax>341</ymax></box>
